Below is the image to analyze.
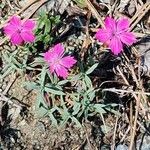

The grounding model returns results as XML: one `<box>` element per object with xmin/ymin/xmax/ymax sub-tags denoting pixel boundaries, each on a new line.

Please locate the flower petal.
<box><xmin>11</xmin><ymin>32</ymin><xmax>23</xmax><ymax>45</ymax></box>
<box><xmin>109</xmin><ymin>37</ymin><xmax>123</xmax><ymax>55</ymax></box>
<box><xmin>3</xmin><ymin>24</ymin><xmax>16</xmax><ymax>36</ymax></box>
<box><xmin>105</xmin><ymin>17</ymin><xmax>116</xmax><ymax>31</ymax></box>
<box><xmin>44</xmin><ymin>51</ymin><xmax>51</xmax><ymax>62</ymax></box>
<box><xmin>22</xmin><ymin>20</ymin><xmax>36</xmax><ymax>30</ymax></box>
<box><xmin>95</xmin><ymin>29</ymin><xmax>111</xmax><ymax>43</ymax></box>
<box><xmin>44</xmin><ymin>51</ymin><xmax>58</xmax><ymax>63</ymax></box>
<box><xmin>43</xmin><ymin>48</ymin><xmax>61</xmax><ymax>64</ymax></box>
<box><xmin>53</xmin><ymin>43</ymin><xmax>64</xmax><ymax>57</ymax></box>
<box><xmin>9</xmin><ymin>16</ymin><xmax>21</xmax><ymax>27</ymax></box>
<box><xmin>21</xmin><ymin>31</ymin><xmax>35</xmax><ymax>43</ymax></box>
<box><xmin>120</xmin><ymin>32</ymin><xmax>136</xmax><ymax>45</ymax></box>
<box><xmin>60</xmin><ymin>56</ymin><xmax>76</xmax><ymax>68</ymax></box>
<box><xmin>45</xmin><ymin>43</ymin><xmax>64</xmax><ymax>62</ymax></box>
<box><xmin>49</xmin><ymin>64</ymin><xmax>55</xmax><ymax>73</ymax></box>
<box><xmin>117</xmin><ymin>18</ymin><xmax>130</xmax><ymax>32</ymax></box>
<box><xmin>55</xmin><ymin>65</ymin><xmax>68</xmax><ymax>79</ymax></box>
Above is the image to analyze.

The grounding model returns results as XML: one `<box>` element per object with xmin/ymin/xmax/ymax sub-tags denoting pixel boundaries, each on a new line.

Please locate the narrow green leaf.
<box><xmin>23</xmin><ymin>82</ymin><xmax>40</xmax><ymax>90</ymax></box>
<box><xmin>72</xmin><ymin>102</ymin><xmax>81</xmax><ymax>116</ymax></box>
<box><xmin>84</xmin><ymin>75</ymin><xmax>92</xmax><ymax>88</ymax></box>
<box><xmin>85</xmin><ymin>63</ymin><xmax>99</xmax><ymax>75</ymax></box>
<box><xmin>60</xmin><ymin>114</ymin><xmax>70</xmax><ymax>128</ymax></box>
<box><xmin>44</xmin><ymin>87</ymin><xmax>65</xmax><ymax>95</ymax></box>
<box><xmin>40</xmin><ymin>67</ymin><xmax>46</xmax><ymax>86</ymax></box>
<box><xmin>35</xmin><ymin>92</ymin><xmax>48</xmax><ymax>118</ymax></box>
<box><xmin>57</xmin><ymin>80</ymin><xmax>68</xmax><ymax>86</ymax></box>
<box><xmin>94</xmin><ymin>104</ymin><xmax>106</xmax><ymax>114</ymax></box>
<box><xmin>0</xmin><ymin>66</ymin><xmax>13</xmax><ymax>79</ymax></box>
<box><xmin>71</xmin><ymin>117</ymin><xmax>82</xmax><ymax>128</ymax></box>
<box><xmin>44</xmin><ymin>19</ymin><xmax>51</xmax><ymax>33</ymax></box>
<box><xmin>48</xmin><ymin>113</ymin><xmax>58</xmax><ymax>127</ymax></box>
<box><xmin>105</xmin><ymin>108</ymin><xmax>121</xmax><ymax>116</ymax></box>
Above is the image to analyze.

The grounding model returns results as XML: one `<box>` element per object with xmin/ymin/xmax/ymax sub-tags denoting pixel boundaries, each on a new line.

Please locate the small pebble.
<box><xmin>116</xmin><ymin>144</ymin><xmax>128</xmax><ymax>150</ymax></box>
<box><xmin>35</xmin><ymin>121</ymin><xmax>45</xmax><ymax>132</ymax></box>
<box><xmin>136</xmin><ymin>135</ymin><xmax>150</xmax><ymax>150</ymax></box>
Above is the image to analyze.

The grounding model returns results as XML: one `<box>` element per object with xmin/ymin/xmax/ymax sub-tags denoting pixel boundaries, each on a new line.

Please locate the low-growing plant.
<box><xmin>1</xmin><ymin>11</ymin><xmax>60</xmax><ymax>78</ymax></box>
<box><xmin>28</xmin><ymin>11</ymin><xmax>60</xmax><ymax>52</ymax></box>
<box><xmin>23</xmin><ymin>62</ymin><xmax>119</xmax><ymax>128</ymax></box>
<box><xmin>2</xmin><ymin>13</ymin><xmax>130</xmax><ymax>129</ymax></box>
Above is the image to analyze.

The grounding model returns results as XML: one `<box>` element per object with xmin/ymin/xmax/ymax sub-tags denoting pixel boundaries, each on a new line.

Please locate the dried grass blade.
<box><xmin>85</xmin><ymin>0</ymin><xmax>104</xmax><ymax>27</ymax></box>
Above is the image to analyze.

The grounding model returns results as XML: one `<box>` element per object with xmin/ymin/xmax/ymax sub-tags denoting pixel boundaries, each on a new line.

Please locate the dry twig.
<box><xmin>111</xmin><ymin>117</ymin><xmax>118</xmax><ymax>150</ymax></box>
<box><xmin>117</xmin><ymin>52</ymin><xmax>148</xmax><ymax>149</ymax></box>
<box><xmin>129</xmin><ymin>94</ymin><xmax>141</xmax><ymax>150</ymax></box>
<box><xmin>85</xmin><ymin>0</ymin><xmax>104</xmax><ymax>27</ymax></box>
<box><xmin>114</xmin><ymin>59</ymin><xmax>146</xmax><ymax>149</ymax></box>
<box><xmin>102</xmin><ymin>88</ymin><xmax>150</xmax><ymax>96</ymax></box>
<box><xmin>120</xmin><ymin>126</ymin><xmax>130</xmax><ymax>143</ymax></box>
<box><xmin>130</xmin><ymin>2</ymin><xmax>150</xmax><ymax>30</ymax></box>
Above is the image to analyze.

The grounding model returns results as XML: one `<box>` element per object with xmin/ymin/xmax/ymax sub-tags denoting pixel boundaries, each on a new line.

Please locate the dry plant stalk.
<box><xmin>23</xmin><ymin>0</ymin><xmax>48</xmax><ymax>20</ymax></box>
<box><xmin>102</xmin><ymin>88</ymin><xmax>150</xmax><ymax>96</ymax></box>
<box><xmin>85</xmin><ymin>0</ymin><xmax>104</xmax><ymax>27</ymax></box>
<box><xmin>111</xmin><ymin>117</ymin><xmax>118</xmax><ymax>150</ymax></box>
<box><xmin>120</xmin><ymin>126</ymin><xmax>130</xmax><ymax>143</ymax></box>
<box><xmin>129</xmin><ymin>94</ymin><xmax>141</xmax><ymax>150</ymax></box>
<box><xmin>116</xmin><ymin>51</ymin><xmax>148</xmax><ymax>150</ymax></box>
<box><xmin>130</xmin><ymin>2</ymin><xmax>150</xmax><ymax>30</ymax></box>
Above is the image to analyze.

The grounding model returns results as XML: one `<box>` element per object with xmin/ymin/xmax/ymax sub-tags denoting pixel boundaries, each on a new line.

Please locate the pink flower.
<box><xmin>95</xmin><ymin>17</ymin><xmax>136</xmax><ymax>55</ymax></box>
<box><xmin>3</xmin><ymin>15</ymin><xmax>35</xmax><ymax>45</ymax></box>
<box><xmin>44</xmin><ymin>43</ymin><xmax>77</xmax><ymax>79</ymax></box>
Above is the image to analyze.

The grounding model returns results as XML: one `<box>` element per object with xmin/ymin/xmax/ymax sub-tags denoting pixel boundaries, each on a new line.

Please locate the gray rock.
<box><xmin>33</xmin><ymin>0</ymin><xmax>70</xmax><ymax>15</ymax></box>
<box><xmin>100</xmin><ymin>144</ymin><xmax>110</xmax><ymax>150</ymax></box>
<box><xmin>116</xmin><ymin>144</ymin><xmax>128</xmax><ymax>150</ymax></box>
<box><xmin>136</xmin><ymin>135</ymin><xmax>150</xmax><ymax>150</ymax></box>
<box><xmin>35</xmin><ymin>121</ymin><xmax>45</xmax><ymax>132</ymax></box>
<box><xmin>141</xmin><ymin>50</ymin><xmax>150</xmax><ymax>76</ymax></box>
<box><xmin>137</xmin><ymin>37</ymin><xmax>150</xmax><ymax>76</ymax></box>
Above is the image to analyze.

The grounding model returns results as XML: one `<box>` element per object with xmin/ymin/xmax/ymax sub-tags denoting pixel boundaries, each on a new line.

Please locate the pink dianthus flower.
<box><xmin>3</xmin><ymin>15</ymin><xmax>35</xmax><ymax>45</ymax></box>
<box><xmin>44</xmin><ymin>43</ymin><xmax>77</xmax><ymax>79</ymax></box>
<box><xmin>95</xmin><ymin>17</ymin><xmax>136</xmax><ymax>55</ymax></box>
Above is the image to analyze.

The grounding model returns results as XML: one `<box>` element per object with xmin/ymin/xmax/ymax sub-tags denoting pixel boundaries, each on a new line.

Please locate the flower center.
<box><xmin>112</xmin><ymin>32</ymin><xmax>116</xmax><ymax>36</ymax></box>
<box><xmin>53</xmin><ymin>58</ymin><xmax>61</xmax><ymax>65</ymax></box>
<box><xmin>111</xmin><ymin>31</ymin><xmax>117</xmax><ymax>37</ymax></box>
<box><xmin>17</xmin><ymin>26</ymin><xmax>23</xmax><ymax>33</ymax></box>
